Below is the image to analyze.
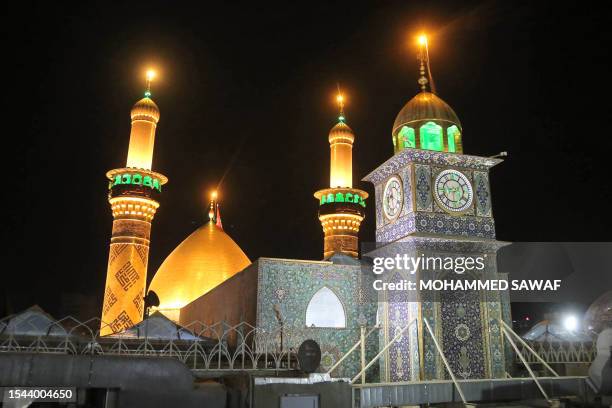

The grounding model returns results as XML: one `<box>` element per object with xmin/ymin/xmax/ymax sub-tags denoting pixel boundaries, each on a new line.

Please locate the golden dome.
<box><xmin>328</xmin><ymin>121</ymin><xmax>355</xmax><ymax>144</ymax></box>
<box><xmin>392</xmin><ymin>91</ymin><xmax>461</xmax><ymax>135</ymax></box>
<box><xmin>131</xmin><ymin>97</ymin><xmax>160</xmax><ymax>123</ymax></box>
<box><xmin>148</xmin><ymin>222</ymin><xmax>250</xmax><ymax>320</ymax></box>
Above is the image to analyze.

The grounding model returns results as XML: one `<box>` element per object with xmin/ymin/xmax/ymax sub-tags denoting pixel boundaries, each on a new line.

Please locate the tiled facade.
<box><xmin>255</xmin><ymin>257</ymin><xmax>378</xmax><ymax>379</ymax></box>
<box><xmin>363</xmin><ymin>148</ymin><xmax>511</xmax><ymax>382</ymax></box>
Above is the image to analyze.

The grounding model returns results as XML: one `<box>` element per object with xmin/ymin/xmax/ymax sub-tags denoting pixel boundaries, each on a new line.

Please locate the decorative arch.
<box><xmin>447</xmin><ymin>125</ymin><xmax>460</xmax><ymax>153</ymax></box>
<box><xmin>419</xmin><ymin>121</ymin><xmax>443</xmax><ymax>151</ymax></box>
<box><xmin>398</xmin><ymin>126</ymin><xmax>416</xmax><ymax>149</ymax></box>
<box><xmin>305</xmin><ymin>287</ymin><xmax>346</xmax><ymax>328</ymax></box>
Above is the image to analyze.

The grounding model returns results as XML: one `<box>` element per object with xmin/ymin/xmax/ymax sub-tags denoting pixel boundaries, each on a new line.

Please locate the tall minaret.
<box><xmin>314</xmin><ymin>91</ymin><xmax>368</xmax><ymax>259</ymax></box>
<box><xmin>100</xmin><ymin>70</ymin><xmax>168</xmax><ymax>336</ymax></box>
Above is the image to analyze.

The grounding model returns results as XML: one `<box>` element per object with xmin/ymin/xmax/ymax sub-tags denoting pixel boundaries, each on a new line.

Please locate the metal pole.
<box><xmin>350</xmin><ymin>320</ymin><xmax>416</xmax><ymax>384</ymax></box>
<box><xmin>499</xmin><ymin>319</ymin><xmax>560</xmax><ymax>377</ymax></box>
<box><xmin>423</xmin><ymin>318</ymin><xmax>468</xmax><ymax>406</ymax></box>
<box><xmin>326</xmin><ymin>326</ymin><xmax>378</xmax><ymax>376</ymax></box>
<box><xmin>360</xmin><ymin>326</ymin><xmax>366</xmax><ymax>384</ymax></box>
<box><xmin>501</xmin><ymin>325</ymin><xmax>551</xmax><ymax>403</ymax></box>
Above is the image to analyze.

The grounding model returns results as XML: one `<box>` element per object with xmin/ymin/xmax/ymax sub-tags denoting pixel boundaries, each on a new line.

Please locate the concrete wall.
<box><xmin>0</xmin><ymin>353</ymin><xmax>227</xmax><ymax>408</ymax></box>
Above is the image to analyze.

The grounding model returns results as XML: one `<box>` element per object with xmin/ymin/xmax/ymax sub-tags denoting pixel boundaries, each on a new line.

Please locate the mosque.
<box><xmin>99</xmin><ymin>39</ymin><xmax>512</xmax><ymax>382</ymax></box>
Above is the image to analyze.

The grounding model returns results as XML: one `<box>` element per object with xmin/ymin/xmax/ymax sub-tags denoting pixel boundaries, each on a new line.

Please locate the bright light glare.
<box><xmin>146</xmin><ymin>69</ymin><xmax>156</xmax><ymax>81</ymax></box>
<box><xmin>336</xmin><ymin>94</ymin><xmax>344</xmax><ymax>103</ymax></box>
<box><xmin>563</xmin><ymin>315</ymin><xmax>578</xmax><ymax>332</ymax></box>
<box><xmin>211</xmin><ymin>190</ymin><xmax>218</xmax><ymax>200</ymax></box>
<box><xmin>418</xmin><ymin>34</ymin><xmax>428</xmax><ymax>46</ymax></box>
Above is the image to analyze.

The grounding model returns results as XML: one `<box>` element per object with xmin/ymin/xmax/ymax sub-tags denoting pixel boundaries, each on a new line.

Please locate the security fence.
<box><xmin>0</xmin><ymin>312</ymin><xmax>339</xmax><ymax>372</ymax></box>
<box><xmin>515</xmin><ymin>339</ymin><xmax>596</xmax><ymax>364</ymax></box>
<box><xmin>0</xmin><ymin>311</ymin><xmax>596</xmax><ymax>378</ymax></box>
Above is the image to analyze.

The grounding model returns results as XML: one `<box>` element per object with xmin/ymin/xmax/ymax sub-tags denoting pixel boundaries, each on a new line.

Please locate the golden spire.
<box><xmin>417</xmin><ymin>34</ymin><xmax>436</xmax><ymax>94</ymax></box>
<box><xmin>336</xmin><ymin>84</ymin><xmax>345</xmax><ymax>122</ymax></box>
<box><xmin>208</xmin><ymin>190</ymin><xmax>217</xmax><ymax>221</ymax></box>
<box><xmin>145</xmin><ymin>69</ymin><xmax>156</xmax><ymax>97</ymax></box>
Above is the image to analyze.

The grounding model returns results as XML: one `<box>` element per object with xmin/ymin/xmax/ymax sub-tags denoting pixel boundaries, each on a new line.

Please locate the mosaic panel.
<box><xmin>387</xmin><ymin>301</ymin><xmax>412</xmax><ymax>381</ymax></box>
<box><xmin>440</xmin><ymin>289</ymin><xmax>486</xmax><ymax>379</ymax></box>
<box><xmin>415</xmin><ymin>164</ymin><xmax>433</xmax><ymax>212</ymax></box>
<box><xmin>363</xmin><ymin>149</ymin><xmax>502</xmax><ymax>185</ymax></box>
<box><xmin>414</xmin><ymin>213</ymin><xmax>495</xmax><ymax>239</ymax></box>
<box><xmin>376</xmin><ymin>213</ymin><xmax>416</xmax><ymax>242</ymax></box>
<box><xmin>375</xmin><ymin>213</ymin><xmax>496</xmax><ymax>242</ymax></box>
<box><xmin>474</xmin><ymin>171</ymin><xmax>492</xmax><ymax>217</ymax></box>
<box><xmin>483</xmin><ymin>295</ymin><xmax>506</xmax><ymax>377</ymax></box>
<box><xmin>421</xmin><ymin>299</ymin><xmax>441</xmax><ymax>379</ymax></box>
<box><xmin>401</xmin><ymin>165</ymin><xmax>414</xmax><ymax>214</ymax></box>
<box><xmin>375</xmin><ymin>183</ymin><xmax>383</xmax><ymax>229</ymax></box>
<box><xmin>255</xmin><ymin>259</ymin><xmax>378</xmax><ymax>379</ymax></box>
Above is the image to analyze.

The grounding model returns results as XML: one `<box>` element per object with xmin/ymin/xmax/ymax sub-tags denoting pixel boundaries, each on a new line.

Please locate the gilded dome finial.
<box><xmin>417</xmin><ymin>34</ymin><xmax>436</xmax><ymax>94</ymax></box>
<box><xmin>208</xmin><ymin>190</ymin><xmax>217</xmax><ymax>222</ymax></box>
<box><xmin>145</xmin><ymin>69</ymin><xmax>156</xmax><ymax>97</ymax></box>
<box><xmin>336</xmin><ymin>83</ymin><xmax>345</xmax><ymax>122</ymax></box>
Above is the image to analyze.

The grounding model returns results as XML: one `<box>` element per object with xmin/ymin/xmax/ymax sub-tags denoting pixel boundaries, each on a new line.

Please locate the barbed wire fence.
<box><xmin>0</xmin><ymin>312</ymin><xmax>357</xmax><ymax>372</ymax></box>
<box><xmin>0</xmin><ymin>312</ymin><xmax>596</xmax><ymax>377</ymax></box>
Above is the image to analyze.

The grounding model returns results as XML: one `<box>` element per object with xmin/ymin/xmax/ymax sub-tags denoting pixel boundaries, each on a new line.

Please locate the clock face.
<box><xmin>383</xmin><ymin>176</ymin><xmax>403</xmax><ymax>220</ymax></box>
<box><xmin>434</xmin><ymin>169</ymin><xmax>473</xmax><ymax>213</ymax></box>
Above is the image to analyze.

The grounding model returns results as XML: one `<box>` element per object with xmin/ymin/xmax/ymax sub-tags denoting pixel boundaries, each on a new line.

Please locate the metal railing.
<box><xmin>0</xmin><ymin>313</ymin><xmax>360</xmax><ymax>372</ymax></box>
<box><xmin>513</xmin><ymin>338</ymin><xmax>595</xmax><ymax>364</ymax></box>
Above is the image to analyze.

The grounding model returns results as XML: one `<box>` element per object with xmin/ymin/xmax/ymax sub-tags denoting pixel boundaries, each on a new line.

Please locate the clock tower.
<box><xmin>363</xmin><ymin>39</ymin><xmax>511</xmax><ymax>382</ymax></box>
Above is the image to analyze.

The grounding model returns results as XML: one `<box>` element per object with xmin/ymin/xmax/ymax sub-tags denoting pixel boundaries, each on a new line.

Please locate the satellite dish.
<box><xmin>297</xmin><ymin>339</ymin><xmax>321</xmax><ymax>374</ymax></box>
<box><xmin>144</xmin><ymin>290</ymin><xmax>160</xmax><ymax>309</ymax></box>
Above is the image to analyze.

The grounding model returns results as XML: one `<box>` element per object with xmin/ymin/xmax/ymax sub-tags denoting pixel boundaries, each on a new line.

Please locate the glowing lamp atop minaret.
<box><xmin>329</xmin><ymin>93</ymin><xmax>353</xmax><ymax>188</ymax></box>
<box><xmin>314</xmin><ymin>90</ymin><xmax>368</xmax><ymax>259</ymax></box>
<box><xmin>100</xmin><ymin>69</ymin><xmax>168</xmax><ymax>336</ymax></box>
<box><xmin>126</xmin><ymin>69</ymin><xmax>160</xmax><ymax>170</ymax></box>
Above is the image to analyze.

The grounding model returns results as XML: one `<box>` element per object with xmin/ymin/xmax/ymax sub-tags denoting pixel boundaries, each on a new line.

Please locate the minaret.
<box><xmin>100</xmin><ymin>70</ymin><xmax>168</xmax><ymax>336</ymax></box>
<box><xmin>314</xmin><ymin>91</ymin><xmax>368</xmax><ymax>259</ymax></box>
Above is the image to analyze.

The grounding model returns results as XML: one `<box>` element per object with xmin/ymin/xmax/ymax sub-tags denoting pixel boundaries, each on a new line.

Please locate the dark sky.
<box><xmin>3</xmin><ymin>1</ymin><xmax>610</xmax><ymax>316</ymax></box>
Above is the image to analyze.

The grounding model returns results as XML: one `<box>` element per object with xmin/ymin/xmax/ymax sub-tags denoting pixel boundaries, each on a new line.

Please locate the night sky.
<box><xmin>3</xmin><ymin>1</ymin><xmax>610</xmax><ymax>317</ymax></box>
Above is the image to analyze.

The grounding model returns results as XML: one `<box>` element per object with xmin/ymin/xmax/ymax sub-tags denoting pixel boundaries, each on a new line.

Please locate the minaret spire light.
<box><xmin>145</xmin><ymin>69</ymin><xmax>156</xmax><ymax>97</ymax></box>
<box><xmin>336</xmin><ymin>84</ymin><xmax>345</xmax><ymax>122</ymax></box>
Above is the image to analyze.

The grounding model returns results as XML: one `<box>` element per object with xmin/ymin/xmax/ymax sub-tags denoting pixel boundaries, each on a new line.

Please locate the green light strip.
<box><xmin>111</xmin><ymin>173</ymin><xmax>162</xmax><ymax>192</ymax></box>
<box><xmin>320</xmin><ymin>192</ymin><xmax>366</xmax><ymax>207</ymax></box>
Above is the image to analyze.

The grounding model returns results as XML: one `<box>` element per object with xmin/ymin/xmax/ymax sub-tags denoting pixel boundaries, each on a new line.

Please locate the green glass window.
<box><xmin>447</xmin><ymin>125</ymin><xmax>459</xmax><ymax>153</ymax></box>
<box><xmin>419</xmin><ymin>121</ymin><xmax>443</xmax><ymax>151</ymax></box>
<box><xmin>398</xmin><ymin>126</ymin><xmax>416</xmax><ymax>149</ymax></box>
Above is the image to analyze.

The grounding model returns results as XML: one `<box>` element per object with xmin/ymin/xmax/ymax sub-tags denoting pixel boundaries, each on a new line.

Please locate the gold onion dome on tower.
<box><xmin>328</xmin><ymin>121</ymin><xmax>355</xmax><ymax>144</ymax></box>
<box><xmin>131</xmin><ymin>97</ymin><xmax>160</xmax><ymax>123</ymax></box>
<box><xmin>392</xmin><ymin>34</ymin><xmax>463</xmax><ymax>154</ymax></box>
<box><xmin>392</xmin><ymin>91</ymin><xmax>461</xmax><ymax>134</ymax></box>
<box><xmin>148</xmin><ymin>215</ymin><xmax>251</xmax><ymax>322</ymax></box>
